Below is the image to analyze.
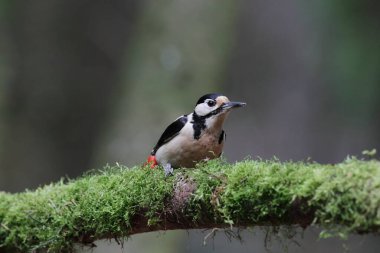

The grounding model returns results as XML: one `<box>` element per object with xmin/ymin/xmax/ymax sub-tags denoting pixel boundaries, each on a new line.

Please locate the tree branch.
<box><xmin>1</xmin><ymin>158</ymin><xmax>380</xmax><ymax>252</ymax></box>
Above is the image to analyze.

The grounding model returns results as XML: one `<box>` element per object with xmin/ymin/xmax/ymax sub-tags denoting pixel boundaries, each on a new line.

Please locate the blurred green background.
<box><xmin>0</xmin><ymin>0</ymin><xmax>379</xmax><ymax>252</ymax></box>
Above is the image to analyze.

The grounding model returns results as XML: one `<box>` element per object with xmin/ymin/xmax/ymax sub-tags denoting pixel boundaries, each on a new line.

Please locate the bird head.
<box><xmin>194</xmin><ymin>93</ymin><xmax>246</xmax><ymax>118</ymax></box>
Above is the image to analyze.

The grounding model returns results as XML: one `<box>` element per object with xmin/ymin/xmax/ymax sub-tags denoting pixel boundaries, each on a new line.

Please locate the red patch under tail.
<box><xmin>145</xmin><ymin>155</ymin><xmax>158</xmax><ymax>168</ymax></box>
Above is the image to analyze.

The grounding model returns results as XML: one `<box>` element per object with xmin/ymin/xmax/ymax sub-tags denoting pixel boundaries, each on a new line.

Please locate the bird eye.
<box><xmin>207</xmin><ymin>100</ymin><xmax>216</xmax><ymax>107</ymax></box>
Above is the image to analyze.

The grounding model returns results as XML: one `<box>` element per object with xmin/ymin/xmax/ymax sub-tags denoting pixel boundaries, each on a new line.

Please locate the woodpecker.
<box><xmin>147</xmin><ymin>93</ymin><xmax>246</xmax><ymax>175</ymax></box>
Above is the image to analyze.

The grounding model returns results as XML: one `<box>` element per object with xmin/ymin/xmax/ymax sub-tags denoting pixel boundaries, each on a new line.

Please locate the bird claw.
<box><xmin>164</xmin><ymin>163</ymin><xmax>174</xmax><ymax>177</ymax></box>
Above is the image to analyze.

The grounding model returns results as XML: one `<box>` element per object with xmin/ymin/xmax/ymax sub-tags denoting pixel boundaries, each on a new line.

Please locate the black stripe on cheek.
<box><xmin>192</xmin><ymin>113</ymin><xmax>206</xmax><ymax>140</ymax></box>
<box><xmin>203</xmin><ymin>105</ymin><xmax>224</xmax><ymax>118</ymax></box>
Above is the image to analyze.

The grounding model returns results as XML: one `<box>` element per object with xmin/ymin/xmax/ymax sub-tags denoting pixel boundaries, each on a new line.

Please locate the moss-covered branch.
<box><xmin>1</xmin><ymin>158</ymin><xmax>380</xmax><ymax>252</ymax></box>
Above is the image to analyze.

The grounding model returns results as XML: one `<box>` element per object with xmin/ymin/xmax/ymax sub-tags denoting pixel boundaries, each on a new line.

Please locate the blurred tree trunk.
<box><xmin>223</xmin><ymin>0</ymin><xmax>380</xmax><ymax>163</ymax></box>
<box><xmin>0</xmin><ymin>0</ymin><xmax>140</xmax><ymax>192</ymax></box>
<box><xmin>223</xmin><ymin>0</ymin><xmax>327</xmax><ymax>162</ymax></box>
<box><xmin>94</xmin><ymin>0</ymin><xmax>238</xmax><ymax>168</ymax></box>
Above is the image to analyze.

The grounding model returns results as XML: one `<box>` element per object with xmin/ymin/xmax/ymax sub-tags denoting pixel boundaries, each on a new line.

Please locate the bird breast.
<box><xmin>154</xmin><ymin>122</ymin><xmax>224</xmax><ymax>168</ymax></box>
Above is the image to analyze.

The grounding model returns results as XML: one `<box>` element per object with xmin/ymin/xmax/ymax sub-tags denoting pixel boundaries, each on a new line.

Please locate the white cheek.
<box><xmin>195</xmin><ymin>104</ymin><xmax>215</xmax><ymax>116</ymax></box>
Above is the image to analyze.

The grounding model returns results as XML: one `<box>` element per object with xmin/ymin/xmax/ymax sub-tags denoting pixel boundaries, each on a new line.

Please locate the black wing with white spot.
<box><xmin>151</xmin><ymin>115</ymin><xmax>188</xmax><ymax>155</ymax></box>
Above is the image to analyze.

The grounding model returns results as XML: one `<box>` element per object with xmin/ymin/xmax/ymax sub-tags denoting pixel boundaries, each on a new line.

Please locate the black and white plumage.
<box><xmin>150</xmin><ymin>93</ymin><xmax>245</xmax><ymax>175</ymax></box>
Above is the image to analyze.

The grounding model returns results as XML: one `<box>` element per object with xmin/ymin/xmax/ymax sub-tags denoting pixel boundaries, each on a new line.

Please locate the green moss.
<box><xmin>0</xmin><ymin>165</ymin><xmax>174</xmax><ymax>252</ymax></box>
<box><xmin>1</xmin><ymin>158</ymin><xmax>380</xmax><ymax>252</ymax></box>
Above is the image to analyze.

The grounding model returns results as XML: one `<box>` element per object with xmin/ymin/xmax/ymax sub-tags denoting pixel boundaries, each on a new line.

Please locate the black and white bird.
<box><xmin>146</xmin><ymin>93</ymin><xmax>246</xmax><ymax>175</ymax></box>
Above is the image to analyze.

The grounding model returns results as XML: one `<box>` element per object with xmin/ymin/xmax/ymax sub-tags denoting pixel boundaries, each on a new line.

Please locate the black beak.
<box><xmin>222</xmin><ymin>101</ymin><xmax>246</xmax><ymax>110</ymax></box>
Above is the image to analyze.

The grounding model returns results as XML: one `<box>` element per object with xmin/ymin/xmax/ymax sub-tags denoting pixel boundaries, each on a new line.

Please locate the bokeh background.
<box><xmin>0</xmin><ymin>0</ymin><xmax>379</xmax><ymax>252</ymax></box>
